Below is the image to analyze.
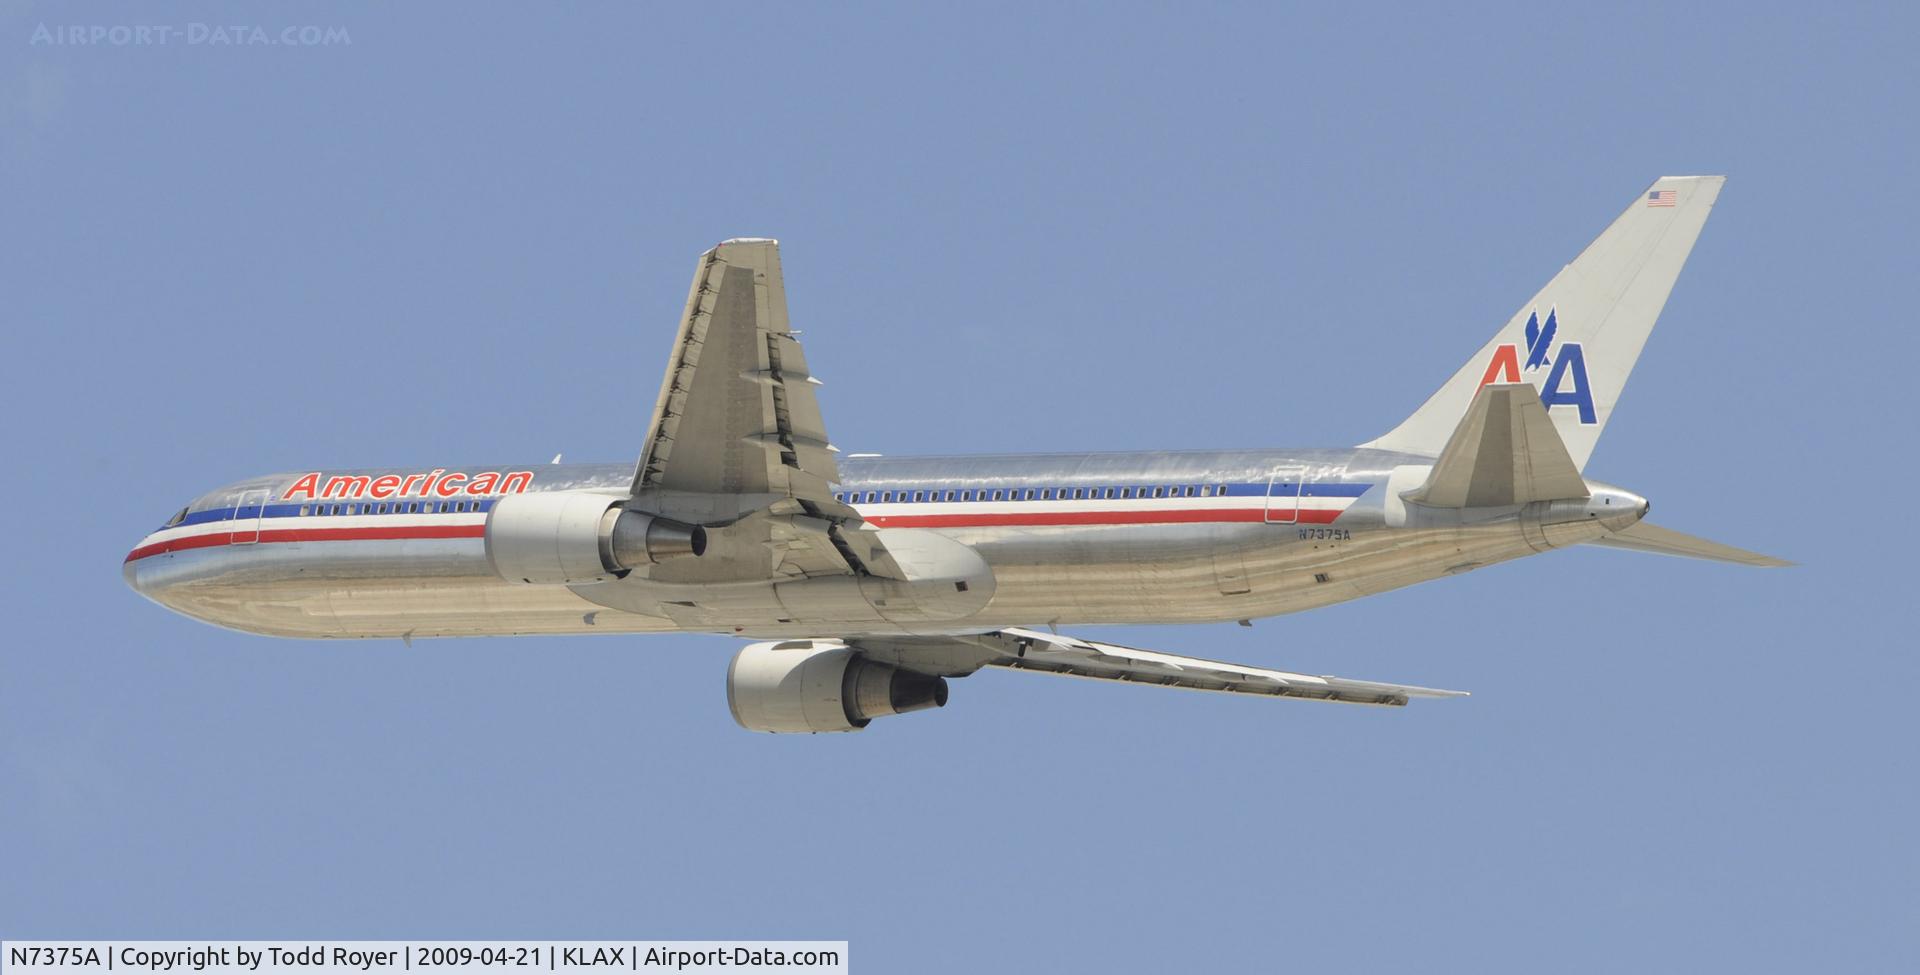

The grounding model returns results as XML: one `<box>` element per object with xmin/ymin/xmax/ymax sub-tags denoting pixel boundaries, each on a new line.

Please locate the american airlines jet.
<box><xmin>125</xmin><ymin>176</ymin><xmax>1784</xmax><ymax>732</ymax></box>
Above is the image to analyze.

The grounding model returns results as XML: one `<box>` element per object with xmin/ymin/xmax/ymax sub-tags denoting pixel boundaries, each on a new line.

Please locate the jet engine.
<box><xmin>485</xmin><ymin>491</ymin><xmax>704</xmax><ymax>585</ymax></box>
<box><xmin>727</xmin><ymin>640</ymin><xmax>949</xmax><ymax>733</ymax></box>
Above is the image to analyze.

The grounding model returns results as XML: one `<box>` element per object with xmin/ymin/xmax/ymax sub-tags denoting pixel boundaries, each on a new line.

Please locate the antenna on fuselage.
<box><xmin>551</xmin><ymin>453</ymin><xmax>563</xmax><ymax>464</ymax></box>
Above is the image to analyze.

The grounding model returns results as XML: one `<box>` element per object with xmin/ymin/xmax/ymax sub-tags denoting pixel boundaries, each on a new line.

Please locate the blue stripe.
<box><xmin>171</xmin><ymin>498</ymin><xmax>498</xmax><ymax>529</ymax></box>
<box><xmin>832</xmin><ymin>481</ymin><xmax>1375</xmax><ymax>502</ymax></box>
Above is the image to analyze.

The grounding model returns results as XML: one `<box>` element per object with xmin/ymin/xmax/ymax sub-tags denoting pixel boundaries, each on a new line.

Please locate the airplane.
<box><xmin>124</xmin><ymin>175</ymin><xmax>1786</xmax><ymax>733</ymax></box>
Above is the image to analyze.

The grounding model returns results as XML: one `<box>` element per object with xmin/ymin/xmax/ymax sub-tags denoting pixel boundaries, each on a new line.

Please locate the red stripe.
<box><xmin>864</xmin><ymin>507</ymin><xmax>1343</xmax><ymax>529</ymax></box>
<box><xmin>125</xmin><ymin>524</ymin><xmax>485</xmax><ymax>563</ymax></box>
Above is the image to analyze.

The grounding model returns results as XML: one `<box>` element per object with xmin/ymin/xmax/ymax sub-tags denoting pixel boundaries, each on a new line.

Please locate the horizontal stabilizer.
<box><xmin>1587</xmin><ymin>521</ymin><xmax>1792</xmax><ymax>567</ymax></box>
<box><xmin>1403</xmin><ymin>383</ymin><xmax>1589</xmax><ymax>508</ymax></box>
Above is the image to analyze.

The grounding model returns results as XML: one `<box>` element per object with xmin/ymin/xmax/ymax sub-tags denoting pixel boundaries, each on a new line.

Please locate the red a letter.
<box><xmin>1479</xmin><ymin>345</ymin><xmax>1521</xmax><ymax>387</ymax></box>
<box><xmin>284</xmin><ymin>472</ymin><xmax>320</xmax><ymax>500</ymax></box>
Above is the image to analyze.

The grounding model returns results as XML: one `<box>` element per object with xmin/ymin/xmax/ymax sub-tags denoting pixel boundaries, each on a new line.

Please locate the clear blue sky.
<box><xmin>4</xmin><ymin>2</ymin><xmax>1915</xmax><ymax>969</ymax></box>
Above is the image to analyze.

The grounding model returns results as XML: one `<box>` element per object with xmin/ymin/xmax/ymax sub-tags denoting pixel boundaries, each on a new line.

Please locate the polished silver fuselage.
<box><xmin>124</xmin><ymin>448</ymin><xmax>1645</xmax><ymax>640</ymax></box>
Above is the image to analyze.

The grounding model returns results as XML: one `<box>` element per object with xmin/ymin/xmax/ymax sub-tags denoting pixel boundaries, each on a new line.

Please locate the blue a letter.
<box><xmin>1540</xmin><ymin>343</ymin><xmax>1597</xmax><ymax>424</ymax></box>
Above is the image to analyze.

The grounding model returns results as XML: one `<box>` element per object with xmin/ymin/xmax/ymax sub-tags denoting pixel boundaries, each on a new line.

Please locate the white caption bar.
<box><xmin>2</xmin><ymin>944</ymin><xmax>846</xmax><ymax>975</ymax></box>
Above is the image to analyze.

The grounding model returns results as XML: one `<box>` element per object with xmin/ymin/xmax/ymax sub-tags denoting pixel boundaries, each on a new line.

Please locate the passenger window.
<box><xmin>944</xmin><ymin>490</ymin><xmax>956</xmax><ymax>502</ymax></box>
<box><xmin>913</xmin><ymin>491</ymin><xmax>923</xmax><ymax>502</ymax></box>
<box><xmin>1120</xmin><ymin>488</ymin><xmax>1132</xmax><ymax>499</ymax></box>
<box><xmin>1023</xmin><ymin>489</ymin><xmax>1035</xmax><ymax>501</ymax></box>
<box><xmin>1200</xmin><ymin>485</ymin><xmax>1213</xmax><ymax>497</ymax></box>
<box><xmin>1103</xmin><ymin>488</ymin><xmax>1115</xmax><ymax>499</ymax></box>
<box><xmin>991</xmin><ymin>490</ymin><xmax>1003</xmax><ymax>501</ymax></box>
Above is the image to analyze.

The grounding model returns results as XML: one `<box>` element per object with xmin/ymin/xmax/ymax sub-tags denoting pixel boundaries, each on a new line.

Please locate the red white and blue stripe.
<box><xmin>125</xmin><ymin>481</ymin><xmax>1373</xmax><ymax>563</ymax></box>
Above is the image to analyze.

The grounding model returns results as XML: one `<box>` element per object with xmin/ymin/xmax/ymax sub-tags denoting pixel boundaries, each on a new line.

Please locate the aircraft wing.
<box><xmin>633</xmin><ymin>238</ymin><xmax>841</xmax><ymax>511</ymax></box>
<box><xmin>856</xmin><ymin>628</ymin><xmax>1468</xmax><ymax>707</ymax></box>
<box><xmin>630</xmin><ymin>239</ymin><xmax>901</xmax><ymax>583</ymax></box>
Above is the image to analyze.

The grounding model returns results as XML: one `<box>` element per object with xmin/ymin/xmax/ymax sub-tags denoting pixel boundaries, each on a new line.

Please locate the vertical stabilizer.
<box><xmin>1364</xmin><ymin>176</ymin><xmax>1724</xmax><ymax>469</ymax></box>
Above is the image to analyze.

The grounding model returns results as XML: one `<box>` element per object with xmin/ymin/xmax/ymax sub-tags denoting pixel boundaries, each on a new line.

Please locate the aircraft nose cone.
<box><xmin>123</xmin><ymin>537</ymin><xmax>160</xmax><ymax>597</ymax></box>
<box><xmin>123</xmin><ymin>551</ymin><xmax>147</xmax><ymax>594</ymax></box>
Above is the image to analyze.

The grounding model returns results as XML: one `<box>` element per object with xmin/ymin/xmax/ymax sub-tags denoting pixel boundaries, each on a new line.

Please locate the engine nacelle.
<box><xmin>485</xmin><ymin>491</ymin><xmax>705</xmax><ymax>585</ymax></box>
<box><xmin>727</xmin><ymin>640</ymin><xmax>949</xmax><ymax>733</ymax></box>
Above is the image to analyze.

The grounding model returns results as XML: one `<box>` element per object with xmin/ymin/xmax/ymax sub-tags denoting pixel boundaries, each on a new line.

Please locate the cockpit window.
<box><xmin>164</xmin><ymin>507</ymin><xmax>188</xmax><ymax>528</ymax></box>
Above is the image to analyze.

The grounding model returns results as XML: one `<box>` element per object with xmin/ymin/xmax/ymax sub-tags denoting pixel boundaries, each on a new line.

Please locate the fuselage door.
<box><xmin>1264</xmin><ymin>465</ymin><xmax>1307</xmax><ymax>525</ymax></box>
<box><xmin>231</xmin><ymin>488</ymin><xmax>269</xmax><ymax>544</ymax></box>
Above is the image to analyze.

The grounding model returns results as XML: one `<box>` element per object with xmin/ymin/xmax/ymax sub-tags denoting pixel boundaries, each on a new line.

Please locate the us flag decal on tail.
<box><xmin>1646</xmin><ymin>189</ymin><xmax>1677</xmax><ymax>207</ymax></box>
